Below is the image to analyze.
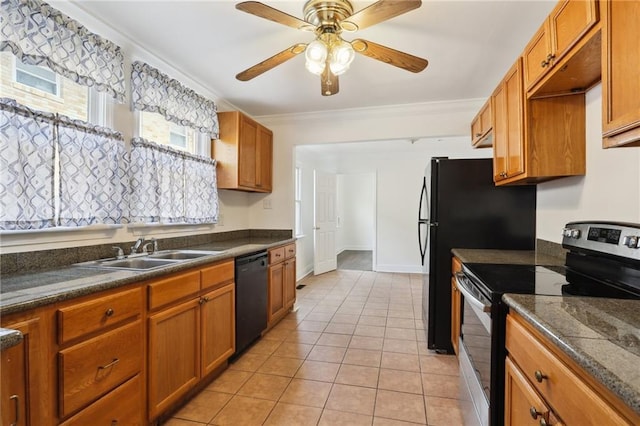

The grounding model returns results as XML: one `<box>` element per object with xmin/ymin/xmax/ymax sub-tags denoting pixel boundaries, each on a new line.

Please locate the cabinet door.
<box><xmin>1</xmin><ymin>341</ymin><xmax>27</xmax><ymax>426</ymax></box>
<box><xmin>201</xmin><ymin>283</ymin><xmax>236</xmax><ymax>376</ymax></box>
<box><xmin>238</xmin><ymin>114</ymin><xmax>258</xmax><ymax>188</ymax></box>
<box><xmin>504</xmin><ymin>61</ymin><xmax>525</xmax><ymax>179</ymax></box>
<box><xmin>492</xmin><ymin>82</ymin><xmax>508</xmax><ymax>181</ymax></box>
<box><xmin>268</xmin><ymin>262</ymin><xmax>285</xmax><ymax>324</ymax></box>
<box><xmin>602</xmin><ymin>0</ymin><xmax>640</xmax><ymax>147</ymax></box>
<box><xmin>523</xmin><ymin>20</ymin><xmax>551</xmax><ymax>90</ymax></box>
<box><xmin>256</xmin><ymin>125</ymin><xmax>273</xmax><ymax>192</ymax></box>
<box><xmin>450</xmin><ymin>278</ymin><xmax>460</xmax><ymax>356</ymax></box>
<box><xmin>283</xmin><ymin>258</ymin><xmax>296</xmax><ymax>309</ymax></box>
<box><xmin>148</xmin><ymin>299</ymin><xmax>200</xmax><ymax>420</ymax></box>
<box><xmin>0</xmin><ymin>318</ymin><xmax>45</xmax><ymax>425</ymax></box>
<box><xmin>550</xmin><ymin>0</ymin><xmax>598</xmax><ymax>64</ymax></box>
<box><xmin>505</xmin><ymin>357</ymin><xmax>561</xmax><ymax>426</ymax></box>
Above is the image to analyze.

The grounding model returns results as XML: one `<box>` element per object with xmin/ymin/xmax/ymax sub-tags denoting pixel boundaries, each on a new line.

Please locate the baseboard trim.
<box><xmin>375</xmin><ymin>264</ymin><xmax>424</xmax><ymax>274</ymax></box>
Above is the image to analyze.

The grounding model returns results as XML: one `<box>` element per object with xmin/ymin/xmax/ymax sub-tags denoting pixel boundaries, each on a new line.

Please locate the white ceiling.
<box><xmin>71</xmin><ymin>0</ymin><xmax>555</xmax><ymax>117</ymax></box>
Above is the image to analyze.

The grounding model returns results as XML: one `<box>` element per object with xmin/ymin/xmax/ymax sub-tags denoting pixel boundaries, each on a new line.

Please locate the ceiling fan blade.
<box><xmin>351</xmin><ymin>39</ymin><xmax>428</xmax><ymax>73</ymax></box>
<box><xmin>321</xmin><ymin>67</ymin><xmax>339</xmax><ymax>96</ymax></box>
<box><xmin>236</xmin><ymin>44</ymin><xmax>307</xmax><ymax>81</ymax></box>
<box><xmin>340</xmin><ymin>0</ymin><xmax>422</xmax><ymax>31</ymax></box>
<box><xmin>236</xmin><ymin>1</ymin><xmax>315</xmax><ymax>31</ymax></box>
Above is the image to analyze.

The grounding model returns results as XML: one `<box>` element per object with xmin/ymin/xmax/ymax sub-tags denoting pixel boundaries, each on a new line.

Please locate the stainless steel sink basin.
<box><xmin>149</xmin><ymin>250</ymin><xmax>224</xmax><ymax>260</ymax></box>
<box><xmin>93</xmin><ymin>257</ymin><xmax>179</xmax><ymax>270</ymax></box>
<box><xmin>73</xmin><ymin>249</ymin><xmax>225</xmax><ymax>271</ymax></box>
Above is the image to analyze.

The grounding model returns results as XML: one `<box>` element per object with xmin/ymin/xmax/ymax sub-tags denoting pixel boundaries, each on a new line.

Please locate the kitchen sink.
<box><xmin>149</xmin><ymin>250</ymin><xmax>225</xmax><ymax>260</ymax></box>
<box><xmin>73</xmin><ymin>249</ymin><xmax>225</xmax><ymax>271</ymax></box>
<box><xmin>91</xmin><ymin>257</ymin><xmax>179</xmax><ymax>270</ymax></box>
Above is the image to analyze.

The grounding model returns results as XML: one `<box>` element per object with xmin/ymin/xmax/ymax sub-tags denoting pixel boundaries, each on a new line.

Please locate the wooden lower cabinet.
<box><xmin>201</xmin><ymin>283</ymin><xmax>235</xmax><ymax>377</ymax></box>
<box><xmin>0</xmin><ymin>315</ymin><xmax>49</xmax><ymax>425</ymax></box>
<box><xmin>506</xmin><ymin>313</ymin><xmax>639</xmax><ymax>425</ymax></box>
<box><xmin>450</xmin><ymin>257</ymin><xmax>462</xmax><ymax>355</ymax></box>
<box><xmin>148</xmin><ymin>298</ymin><xmax>201</xmax><ymax>420</ymax></box>
<box><xmin>505</xmin><ymin>356</ymin><xmax>563</xmax><ymax>425</ymax></box>
<box><xmin>1</xmin><ymin>338</ymin><xmax>27</xmax><ymax>426</ymax></box>
<box><xmin>267</xmin><ymin>243</ymin><xmax>297</xmax><ymax>327</ymax></box>
<box><xmin>60</xmin><ymin>374</ymin><xmax>142</xmax><ymax>426</ymax></box>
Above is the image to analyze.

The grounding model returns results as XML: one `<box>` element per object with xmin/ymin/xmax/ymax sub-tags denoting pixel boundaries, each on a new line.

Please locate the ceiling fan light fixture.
<box><xmin>328</xmin><ymin>39</ymin><xmax>355</xmax><ymax>75</ymax></box>
<box><xmin>305</xmin><ymin>39</ymin><xmax>328</xmax><ymax>75</ymax></box>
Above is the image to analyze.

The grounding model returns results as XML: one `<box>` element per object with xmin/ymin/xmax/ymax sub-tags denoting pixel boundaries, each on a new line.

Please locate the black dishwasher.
<box><xmin>233</xmin><ymin>251</ymin><xmax>268</xmax><ymax>356</ymax></box>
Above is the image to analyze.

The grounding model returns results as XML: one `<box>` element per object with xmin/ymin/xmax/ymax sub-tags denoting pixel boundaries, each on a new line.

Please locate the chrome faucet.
<box><xmin>142</xmin><ymin>238</ymin><xmax>158</xmax><ymax>254</ymax></box>
<box><xmin>130</xmin><ymin>237</ymin><xmax>145</xmax><ymax>255</ymax></box>
<box><xmin>112</xmin><ymin>246</ymin><xmax>125</xmax><ymax>259</ymax></box>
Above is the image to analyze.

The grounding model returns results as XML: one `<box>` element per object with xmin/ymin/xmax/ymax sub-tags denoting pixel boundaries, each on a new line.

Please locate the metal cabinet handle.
<box><xmin>530</xmin><ymin>407</ymin><xmax>542</xmax><ymax>419</ymax></box>
<box><xmin>199</xmin><ymin>296</ymin><xmax>210</xmax><ymax>305</ymax></box>
<box><xmin>98</xmin><ymin>358</ymin><xmax>120</xmax><ymax>370</ymax></box>
<box><xmin>105</xmin><ymin>308</ymin><xmax>114</xmax><ymax>317</ymax></box>
<box><xmin>9</xmin><ymin>394</ymin><xmax>19</xmax><ymax>426</ymax></box>
<box><xmin>534</xmin><ymin>370</ymin><xmax>547</xmax><ymax>382</ymax></box>
<box><xmin>541</xmin><ymin>59</ymin><xmax>549</xmax><ymax>68</ymax></box>
<box><xmin>540</xmin><ymin>418</ymin><xmax>548</xmax><ymax>426</ymax></box>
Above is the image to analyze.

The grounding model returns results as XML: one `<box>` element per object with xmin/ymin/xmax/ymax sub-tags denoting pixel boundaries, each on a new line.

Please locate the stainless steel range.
<box><xmin>455</xmin><ymin>221</ymin><xmax>640</xmax><ymax>426</ymax></box>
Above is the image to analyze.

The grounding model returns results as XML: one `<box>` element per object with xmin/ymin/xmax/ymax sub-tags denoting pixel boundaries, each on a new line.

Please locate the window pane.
<box><xmin>140</xmin><ymin>110</ymin><xmax>198</xmax><ymax>154</ymax></box>
<box><xmin>2</xmin><ymin>53</ymin><xmax>88</xmax><ymax>121</ymax></box>
<box><xmin>16</xmin><ymin>71</ymin><xmax>57</xmax><ymax>95</ymax></box>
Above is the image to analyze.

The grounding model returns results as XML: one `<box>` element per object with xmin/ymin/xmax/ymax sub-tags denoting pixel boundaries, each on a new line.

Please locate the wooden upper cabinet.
<box><xmin>602</xmin><ymin>0</ymin><xmax>640</xmax><ymax>147</ymax></box>
<box><xmin>470</xmin><ymin>99</ymin><xmax>492</xmax><ymax>147</ymax></box>
<box><xmin>524</xmin><ymin>0</ymin><xmax>600</xmax><ymax>97</ymax></box>
<box><xmin>492</xmin><ymin>58</ymin><xmax>585</xmax><ymax>185</ymax></box>
<box><xmin>492</xmin><ymin>59</ymin><xmax>525</xmax><ymax>183</ymax></box>
<box><xmin>213</xmin><ymin>111</ymin><xmax>273</xmax><ymax>192</ymax></box>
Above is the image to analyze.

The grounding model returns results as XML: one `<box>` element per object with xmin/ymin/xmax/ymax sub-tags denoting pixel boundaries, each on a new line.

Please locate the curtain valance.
<box><xmin>0</xmin><ymin>0</ymin><xmax>126</xmax><ymax>102</ymax></box>
<box><xmin>130</xmin><ymin>61</ymin><xmax>219</xmax><ymax>137</ymax></box>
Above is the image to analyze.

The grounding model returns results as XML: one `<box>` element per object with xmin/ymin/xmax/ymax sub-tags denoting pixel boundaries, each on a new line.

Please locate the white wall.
<box><xmin>337</xmin><ymin>173</ymin><xmax>376</xmax><ymax>253</ymax></box>
<box><xmin>537</xmin><ymin>84</ymin><xmax>640</xmax><ymax>242</ymax></box>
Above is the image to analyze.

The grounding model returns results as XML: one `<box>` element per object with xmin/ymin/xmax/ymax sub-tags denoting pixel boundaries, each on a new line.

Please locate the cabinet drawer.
<box><xmin>148</xmin><ymin>270</ymin><xmax>200</xmax><ymax>311</ymax></box>
<box><xmin>284</xmin><ymin>243</ymin><xmax>296</xmax><ymax>260</ymax></box>
<box><xmin>59</xmin><ymin>321</ymin><xmax>142</xmax><ymax>417</ymax></box>
<box><xmin>60</xmin><ymin>374</ymin><xmax>142</xmax><ymax>426</ymax></box>
<box><xmin>201</xmin><ymin>260</ymin><xmax>234</xmax><ymax>291</ymax></box>
<box><xmin>58</xmin><ymin>287</ymin><xmax>142</xmax><ymax>344</ymax></box>
<box><xmin>506</xmin><ymin>315</ymin><xmax>631</xmax><ymax>425</ymax></box>
<box><xmin>269</xmin><ymin>247</ymin><xmax>285</xmax><ymax>264</ymax></box>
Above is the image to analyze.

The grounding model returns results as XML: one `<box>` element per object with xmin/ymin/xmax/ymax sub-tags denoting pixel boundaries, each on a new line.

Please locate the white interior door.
<box><xmin>314</xmin><ymin>170</ymin><xmax>337</xmax><ymax>275</ymax></box>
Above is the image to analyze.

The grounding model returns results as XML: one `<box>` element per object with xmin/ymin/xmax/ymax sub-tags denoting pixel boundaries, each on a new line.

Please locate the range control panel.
<box><xmin>562</xmin><ymin>221</ymin><xmax>640</xmax><ymax>261</ymax></box>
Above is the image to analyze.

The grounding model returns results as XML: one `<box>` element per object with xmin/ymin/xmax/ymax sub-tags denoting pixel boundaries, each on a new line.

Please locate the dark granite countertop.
<box><xmin>451</xmin><ymin>248</ymin><xmax>565</xmax><ymax>266</ymax></box>
<box><xmin>0</xmin><ymin>236</ymin><xmax>294</xmax><ymax>316</ymax></box>
<box><xmin>503</xmin><ymin>294</ymin><xmax>640</xmax><ymax>416</ymax></box>
<box><xmin>0</xmin><ymin>328</ymin><xmax>23</xmax><ymax>351</ymax></box>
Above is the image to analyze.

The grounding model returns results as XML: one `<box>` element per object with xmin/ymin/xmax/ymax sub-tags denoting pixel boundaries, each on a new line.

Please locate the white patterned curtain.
<box><xmin>130</xmin><ymin>138</ymin><xmax>218</xmax><ymax>224</ymax></box>
<box><xmin>58</xmin><ymin>116</ymin><xmax>128</xmax><ymax>226</ymax></box>
<box><xmin>131</xmin><ymin>61</ymin><xmax>219</xmax><ymax>137</ymax></box>
<box><xmin>0</xmin><ymin>0</ymin><xmax>126</xmax><ymax>102</ymax></box>
<box><xmin>0</xmin><ymin>98</ymin><xmax>55</xmax><ymax>230</ymax></box>
<box><xmin>184</xmin><ymin>154</ymin><xmax>218</xmax><ymax>224</ymax></box>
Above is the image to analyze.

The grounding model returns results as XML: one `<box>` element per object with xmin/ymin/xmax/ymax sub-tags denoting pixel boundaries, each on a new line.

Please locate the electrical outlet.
<box><xmin>263</xmin><ymin>199</ymin><xmax>272</xmax><ymax>209</ymax></box>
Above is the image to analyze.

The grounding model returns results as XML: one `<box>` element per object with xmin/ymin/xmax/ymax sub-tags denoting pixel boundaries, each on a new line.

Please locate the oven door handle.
<box><xmin>455</xmin><ymin>272</ymin><xmax>492</xmax><ymax>313</ymax></box>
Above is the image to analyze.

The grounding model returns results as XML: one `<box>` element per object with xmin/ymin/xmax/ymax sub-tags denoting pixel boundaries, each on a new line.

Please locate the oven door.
<box><xmin>456</xmin><ymin>272</ymin><xmax>492</xmax><ymax>426</ymax></box>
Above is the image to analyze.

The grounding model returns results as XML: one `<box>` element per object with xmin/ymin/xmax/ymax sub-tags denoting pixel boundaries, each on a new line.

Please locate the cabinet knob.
<box><xmin>530</xmin><ymin>407</ymin><xmax>542</xmax><ymax>419</ymax></box>
<box><xmin>534</xmin><ymin>370</ymin><xmax>547</xmax><ymax>382</ymax></box>
<box><xmin>546</xmin><ymin>53</ymin><xmax>556</xmax><ymax>62</ymax></box>
<box><xmin>475</xmin><ymin>133</ymin><xmax>482</xmax><ymax>137</ymax></box>
<box><xmin>540</xmin><ymin>419</ymin><xmax>548</xmax><ymax>426</ymax></box>
<box><xmin>105</xmin><ymin>308</ymin><xmax>114</xmax><ymax>317</ymax></box>
<box><xmin>541</xmin><ymin>59</ymin><xmax>549</xmax><ymax>68</ymax></box>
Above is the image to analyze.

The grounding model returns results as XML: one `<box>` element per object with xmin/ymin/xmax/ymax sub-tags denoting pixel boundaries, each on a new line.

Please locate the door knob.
<box><xmin>313</xmin><ymin>226</ymin><xmax>320</xmax><ymax>230</ymax></box>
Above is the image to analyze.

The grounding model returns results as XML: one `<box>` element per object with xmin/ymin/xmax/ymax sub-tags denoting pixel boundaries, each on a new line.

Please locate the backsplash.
<box><xmin>0</xmin><ymin>229</ymin><xmax>292</xmax><ymax>276</ymax></box>
<box><xmin>536</xmin><ymin>238</ymin><xmax>567</xmax><ymax>261</ymax></box>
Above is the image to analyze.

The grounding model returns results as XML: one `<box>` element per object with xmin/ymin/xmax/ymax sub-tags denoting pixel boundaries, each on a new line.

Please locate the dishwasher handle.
<box><xmin>235</xmin><ymin>251</ymin><xmax>268</xmax><ymax>267</ymax></box>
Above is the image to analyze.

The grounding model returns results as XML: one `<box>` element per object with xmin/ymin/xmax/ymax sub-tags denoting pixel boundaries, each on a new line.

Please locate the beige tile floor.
<box><xmin>163</xmin><ymin>270</ymin><xmax>464</xmax><ymax>426</ymax></box>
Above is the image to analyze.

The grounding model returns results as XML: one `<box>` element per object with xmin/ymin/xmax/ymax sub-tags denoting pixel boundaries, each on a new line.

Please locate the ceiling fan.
<box><xmin>235</xmin><ymin>0</ymin><xmax>429</xmax><ymax>96</ymax></box>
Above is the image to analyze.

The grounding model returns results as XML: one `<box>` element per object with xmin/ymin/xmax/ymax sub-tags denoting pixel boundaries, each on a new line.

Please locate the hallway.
<box><xmin>163</xmin><ymin>270</ymin><xmax>464</xmax><ymax>425</ymax></box>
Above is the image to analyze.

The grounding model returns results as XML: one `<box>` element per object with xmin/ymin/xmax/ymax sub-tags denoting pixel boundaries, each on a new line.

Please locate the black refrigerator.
<box><xmin>419</xmin><ymin>157</ymin><xmax>536</xmax><ymax>353</ymax></box>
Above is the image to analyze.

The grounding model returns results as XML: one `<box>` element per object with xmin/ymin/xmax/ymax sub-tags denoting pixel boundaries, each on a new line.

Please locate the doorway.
<box><xmin>335</xmin><ymin>172</ymin><xmax>376</xmax><ymax>271</ymax></box>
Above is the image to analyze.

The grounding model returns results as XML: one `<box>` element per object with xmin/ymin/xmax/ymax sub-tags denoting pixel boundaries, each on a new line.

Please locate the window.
<box><xmin>15</xmin><ymin>60</ymin><xmax>59</xmax><ymax>95</ymax></box>
<box><xmin>295</xmin><ymin>167</ymin><xmax>303</xmax><ymax>237</ymax></box>
<box><xmin>138</xmin><ymin>110</ymin><xmax>209</xmax><ymax>156</ymax></box>
<box><xmin>1</xmin><ymin>53</ymin><xmax>103</xmax><ymax>124</ymax></box>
